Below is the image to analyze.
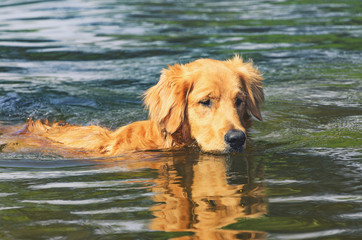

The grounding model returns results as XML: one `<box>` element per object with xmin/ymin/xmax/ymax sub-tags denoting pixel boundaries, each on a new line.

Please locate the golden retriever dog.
<box><xmin>0</xmin><ymin>55</ymin><xmax>263</xmax><ymax>156</ymax></box>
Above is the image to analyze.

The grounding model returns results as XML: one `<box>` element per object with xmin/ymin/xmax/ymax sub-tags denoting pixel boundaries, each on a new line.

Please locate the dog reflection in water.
<box><xmin>148</xmin><ymin>153</ymin><xmax>267</xmax><ymax>240</ymax></box>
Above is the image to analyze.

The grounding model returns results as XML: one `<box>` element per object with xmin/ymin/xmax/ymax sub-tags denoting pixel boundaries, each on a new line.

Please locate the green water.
<box><xmin>0</xmin><ymin>0</ymin><xmax>361</xmax><ymax>239</ymax></box>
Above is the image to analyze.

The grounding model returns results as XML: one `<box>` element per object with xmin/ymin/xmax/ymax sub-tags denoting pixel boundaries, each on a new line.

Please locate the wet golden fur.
<box><xmin>0</xmin><ymin>56</ymin><xmax>263</xmax><ymax>156</ymax></box>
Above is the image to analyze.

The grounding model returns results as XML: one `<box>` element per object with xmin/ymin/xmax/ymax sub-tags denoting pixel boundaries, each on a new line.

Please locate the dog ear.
<box><xmin>143</xmin><ymin>64</ymin><xmax>191</xmax><ymax>135</ymax></box>
<box><xmin>226</xmin><ymin>55</ymin><xmax>264</xmax><ymax>121</ymax></box>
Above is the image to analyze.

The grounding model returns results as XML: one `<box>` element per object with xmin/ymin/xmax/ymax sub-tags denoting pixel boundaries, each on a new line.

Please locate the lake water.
<box><xmin>0</xmin><ymin>0</ymin><xmax>361</xmax><ymax>239</ymax></box>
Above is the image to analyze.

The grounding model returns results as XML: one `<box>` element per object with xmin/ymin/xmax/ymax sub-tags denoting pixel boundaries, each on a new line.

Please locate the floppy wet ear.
<box><xmin>226</xmin><ymin>55</ymin><xmax>264</xmax><ymax>120</ymax></box>
<box><xmin>143</xmin><ymin>64</ymin><xmax>191</xmax><ymax>134</ymax></box>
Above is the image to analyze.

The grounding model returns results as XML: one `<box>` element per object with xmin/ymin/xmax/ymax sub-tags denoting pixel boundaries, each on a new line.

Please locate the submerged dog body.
<box><xmin>1</xmin><ymin>56</ymin><xmax>263</xmax><ymax>156</ymax></box>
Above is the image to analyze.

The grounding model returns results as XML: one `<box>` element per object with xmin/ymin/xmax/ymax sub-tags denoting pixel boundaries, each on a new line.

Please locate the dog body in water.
<box><xmin>0</xmin><ymin>56</ymin><xmax>263</xmax><ymax>156</ymax></box>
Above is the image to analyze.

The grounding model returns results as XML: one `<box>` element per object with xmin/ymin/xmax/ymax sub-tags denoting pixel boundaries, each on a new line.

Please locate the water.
<box><xmin>0</xmin><ymin>0</ymin><xmax>361</xmax><ymax>239</ymax></box>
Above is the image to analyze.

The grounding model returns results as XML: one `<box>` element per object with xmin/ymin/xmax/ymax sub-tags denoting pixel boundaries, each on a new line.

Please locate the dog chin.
<box><xmin>224</xmin><ymin>144</ymin><xmax>246</xmax><ymax>154</ymax></box>
<box><xmin>198</xmin><ymin>144</ymin><xmax>246</xmax><ymax>155</ymax></box>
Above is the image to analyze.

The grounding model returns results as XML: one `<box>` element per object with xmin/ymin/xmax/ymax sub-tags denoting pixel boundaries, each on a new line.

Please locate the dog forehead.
<box><xmin>194</xmin><ymin>59</ymin><xmax>238</xmax><ymax>80</ymax></box>
<box><xmin>187</xmin><ymin>70</ymin><xmax>241</xmax><ymax>102</ymax></box>
<box><xmin>194</xmin><ymin>67</ymin><xmax>239</xmax><ymax>89</ymax></box>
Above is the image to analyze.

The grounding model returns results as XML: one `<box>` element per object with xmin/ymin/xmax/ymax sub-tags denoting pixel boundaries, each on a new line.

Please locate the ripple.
<box><xmin>0</xmin><ymin>206</ymin><xmax>22</xmax><ymax>211</ymax></box>
<box><xmin>269</xmin><ymin>194</ymin><xmax>362</xmax><ymax>203</ymax></box>
<box><xmin>0</xmin><ymin>167</ymin><xmax>129</xmax><ymax>180</ymax></box>
<box><xmin>274</xmin><ymin>229</ymin><xmax>347</xmax><ymax>240</ymax></box>
<box><xmin>22</xmin><ymin>192</ymin><xmax>154</xmax><ymax>205</ymax></box>
<box><xmin>266</xmin><ymin>179</ymin><xmax>312</xmax><ymax>185</ymax></box>
<box><xmin>32</xmin><ymin>219</ymin><xmax>150</xmax><ymax>233</ymax></box>
<box><xmin>71</xmin><ymin>206</ymin><xmax>149</xmax><ymax>215</ymax></box>
<box><xmin>297</xmin><ymin>148</ymin><xmax>362</xmax><ymax>161</ymax></box>
<box><xmin>30</xmin><ymin>179</ymin><xmax>152</xmax><ymax>189</ymax></box>
<box><xmin>0</xmin><ymin>192</ymin><xmax>16</xmax><ymax>197</ymax></box>
<box><xmin>339</xmin><ymin>212</ymin><xmax>362</xmax><ymax>219</ymax></box>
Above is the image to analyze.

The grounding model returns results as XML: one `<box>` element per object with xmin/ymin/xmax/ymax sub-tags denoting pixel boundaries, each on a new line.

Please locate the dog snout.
<box><xmin>224</xmin><ymin>129</ymin><xmax>246</xmax><ymax>151</ymax></box>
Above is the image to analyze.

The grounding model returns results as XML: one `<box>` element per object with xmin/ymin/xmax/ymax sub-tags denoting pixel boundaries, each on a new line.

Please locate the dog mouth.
<box><xmin>196</xmin><ymin>142</ymin><xmax>246</xmax><ymax>155</ymax></box>
<box><xmin>193</xmin><ymin>129</ymin><xmax>247</xmax><ymax>154</ymax></box>
<box><xmin>224</xmin><ymin>143</ymin><xmax>246</xmax><ymax>153</ymax></box>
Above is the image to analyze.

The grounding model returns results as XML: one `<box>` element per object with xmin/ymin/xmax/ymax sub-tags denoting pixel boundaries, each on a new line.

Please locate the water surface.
<box><xmin>0</xmin><ymin>0</ymin><xmax>361</xmax><ymax>239</ymax></box>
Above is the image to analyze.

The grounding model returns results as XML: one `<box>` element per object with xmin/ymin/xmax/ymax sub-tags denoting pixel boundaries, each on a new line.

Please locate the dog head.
<box><xmin>144</xmin><ymin>55</ymin><xmax>263</xmax><ymax>153</ymax></box>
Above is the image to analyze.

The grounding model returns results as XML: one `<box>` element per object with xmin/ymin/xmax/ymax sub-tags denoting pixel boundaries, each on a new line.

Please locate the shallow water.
<box><xmin>0</xmin><ymin>0</ymin><xmax>361</xmax><ymax>239</ymax></box>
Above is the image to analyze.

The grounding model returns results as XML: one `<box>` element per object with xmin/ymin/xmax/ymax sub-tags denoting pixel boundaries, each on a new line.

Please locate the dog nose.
<box><xmin>224</xmin><ymin>129</ymin><xmax>246</xmax><ymax>151</ymax></box>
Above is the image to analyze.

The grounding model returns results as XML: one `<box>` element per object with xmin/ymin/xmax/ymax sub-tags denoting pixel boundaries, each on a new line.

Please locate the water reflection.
<box><xmin>149</xmin><ymin>152</ymin><xmax>267</xmax><ymax>240</ymax></box>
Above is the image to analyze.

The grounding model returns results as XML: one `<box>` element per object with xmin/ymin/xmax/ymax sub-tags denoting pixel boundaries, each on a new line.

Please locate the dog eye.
<box><xmin>199</xmin><ymin>99</ymin><xmax>211</xmax><ymax>107</ymax></box>
<box><xmin>236</xmin><ymin>98</ymin><xmax>243</xmax><ymax>107</ymax></box>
